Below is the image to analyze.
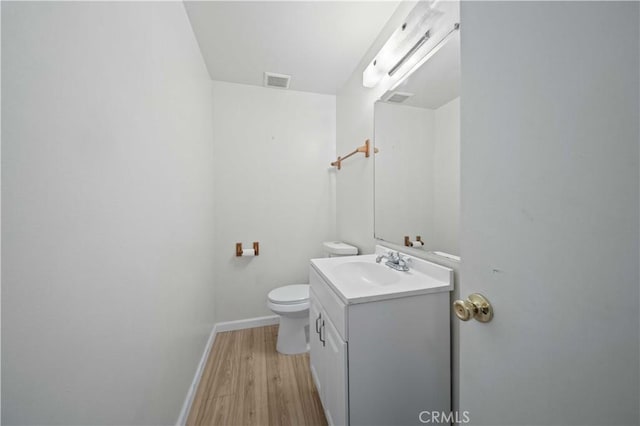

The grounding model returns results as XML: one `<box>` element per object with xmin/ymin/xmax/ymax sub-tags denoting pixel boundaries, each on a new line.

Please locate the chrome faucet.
<box><xmin>375</xmin><ymin>250</ymin><xmax>411</xmax><ymax>272</ymax></box>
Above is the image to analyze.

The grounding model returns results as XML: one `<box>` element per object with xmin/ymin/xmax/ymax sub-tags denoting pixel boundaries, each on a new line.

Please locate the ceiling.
<box><xmin>183</xmin><ymin>1</ymin><xmax>401</xmax><ymax>95</ymax></box>
<box><xmin>389</xmin><ymin>30</ymin><xmax>460</xmax><ymax>109</ymax></box>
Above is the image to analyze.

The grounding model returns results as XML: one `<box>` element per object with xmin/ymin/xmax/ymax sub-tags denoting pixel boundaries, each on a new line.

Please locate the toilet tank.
<box><xmin>323</xmin><ymin>241</ymin><xmax>358</xmax><ymax>257</ymax></box>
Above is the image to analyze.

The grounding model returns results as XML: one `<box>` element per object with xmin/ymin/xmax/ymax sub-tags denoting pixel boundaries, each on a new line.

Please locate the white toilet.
<box><xmin>267</xmin><ymin>241</ymin><xmax>358</xmax><ymax>355</ymax></box>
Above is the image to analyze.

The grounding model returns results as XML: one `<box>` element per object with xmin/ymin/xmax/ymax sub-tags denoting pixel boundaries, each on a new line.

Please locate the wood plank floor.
<box><xmin>186</xmin><ymin>325</ymin><xmax>328</xmax><ymax>426</ymax></box>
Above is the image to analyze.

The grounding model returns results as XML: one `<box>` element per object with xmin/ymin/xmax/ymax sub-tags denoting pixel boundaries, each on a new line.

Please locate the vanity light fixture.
<box><xmin>362</xmin><ymin>2</ymin><xmax>442</xmax><ymax>88</ymax></box>
<box><xmin>362</xmin><ymin>0</ymin><xmax>459</xmax><ymax>89</ymax></box>
<box><xmin>388</xmin><ymin>30</ymin><xmax>431</xmax><ymax>77</ymax></box>
<box><xmin>388</xmin><ymin>23</ymin><xmax>460</xmax><ymax>92</ymax></box>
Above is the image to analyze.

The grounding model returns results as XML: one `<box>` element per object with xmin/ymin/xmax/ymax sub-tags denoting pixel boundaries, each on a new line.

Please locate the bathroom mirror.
<box><xmin>373</xmin><ymin>31</ymin><xmax>460</xmax><ymax>258</ymax></box>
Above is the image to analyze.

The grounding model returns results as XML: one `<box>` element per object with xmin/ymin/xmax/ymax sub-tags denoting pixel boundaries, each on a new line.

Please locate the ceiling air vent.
<box><xmin>264</xmin><ymin>72</ymin><xmax>291</xmax><ymax>89</ymax></box>
<box><xmin>383</xmin><ymin>91</ymin><xmax>414</xmax><ymax>103</ymax></box>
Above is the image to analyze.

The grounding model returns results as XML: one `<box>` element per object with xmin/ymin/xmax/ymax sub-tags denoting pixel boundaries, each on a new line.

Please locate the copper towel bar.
<box><xmin>331</xmin><ymin>139</ymin><xmax>378</xmax><ymax>170</ymax></box>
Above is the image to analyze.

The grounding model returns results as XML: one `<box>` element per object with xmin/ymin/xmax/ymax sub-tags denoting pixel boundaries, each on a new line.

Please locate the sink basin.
<box><xmin>332</xmin><ymin>261</ymin><xmax>400</xmax><ymax>287</ymax></box>
<box><xmin>311</xmin><ymin>248</ymin><xmax>454</xmax><ymax>304</ymax></box>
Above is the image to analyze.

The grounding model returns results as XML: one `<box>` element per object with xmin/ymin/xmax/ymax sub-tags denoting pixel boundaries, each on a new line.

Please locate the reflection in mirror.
<box><xmin>374</xmin><ymin>30</ymin><xmax>460</xmax><ymax>258</ymax></box>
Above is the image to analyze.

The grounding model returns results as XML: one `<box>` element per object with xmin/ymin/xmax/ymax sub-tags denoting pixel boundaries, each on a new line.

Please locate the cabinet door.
<box><xmin>309</xmin><ymin>293</ymin><xmax>324</xmax><ymax>403</ymax></box>
<box><xmin>322</xmin><ymin>315</ymin><xmax>348</xmax><ymax>426</ymax></box>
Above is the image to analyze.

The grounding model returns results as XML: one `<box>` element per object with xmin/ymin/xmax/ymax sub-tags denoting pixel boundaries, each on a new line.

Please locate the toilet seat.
<box><xmin>268</xmin><ymin>284</ymin><xmax>309</xmax><ymax>305</ymax></box>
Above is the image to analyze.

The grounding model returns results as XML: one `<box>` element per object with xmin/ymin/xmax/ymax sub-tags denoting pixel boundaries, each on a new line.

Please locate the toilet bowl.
<box><xmin>267</xmin><ymin>241</ymin><xmax>358</xmax><ymax>355</ymax></box>
<box><xmin>267</xmin><ymin>284</ymin><xmax>310</xmax><ymax>355</ymax></box>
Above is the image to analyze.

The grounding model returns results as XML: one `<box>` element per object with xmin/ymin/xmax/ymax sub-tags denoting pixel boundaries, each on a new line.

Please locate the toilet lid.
<box><xmin>268</xmin><ymin>284</ymin><xmax>309</xmax><ymax>305</ymax></box>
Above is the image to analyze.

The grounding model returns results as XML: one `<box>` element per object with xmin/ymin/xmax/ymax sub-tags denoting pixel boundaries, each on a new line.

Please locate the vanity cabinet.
<box><xmin>309</xmin><ymin>259</ymin><xmax>451</xmax><ymax>426</ymax></box>
<box><xmin>310</xmin><ymin>283</ymin><xmax>348</xmax><ymax>426</ymax></box>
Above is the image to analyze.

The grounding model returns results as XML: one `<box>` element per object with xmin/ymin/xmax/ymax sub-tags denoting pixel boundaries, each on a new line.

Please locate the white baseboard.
<box><xmin>175</xmin><ymin>315</ymin><xmax>280</xmax><ymax>425</ymax></box>
<box><xmin>215</xmin><ymin>315</ymin><xmax>279</xmax><ymax>333</ymax></box>
<box><xmin>175</xmin><ymin>324</ymin><xmax>217</xmax><ymax>426</ymax></box>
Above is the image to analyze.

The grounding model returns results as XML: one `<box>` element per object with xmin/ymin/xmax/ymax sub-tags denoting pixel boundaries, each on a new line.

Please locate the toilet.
<box><xmin>267</xmin><ymin>241</ymin><xmax>358</xmax><ymax>355</ymax></box>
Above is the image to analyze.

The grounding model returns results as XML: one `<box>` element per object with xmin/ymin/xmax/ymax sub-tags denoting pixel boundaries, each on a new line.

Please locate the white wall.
<box><xmin>2</xmin><ymin>3</ymin><xmax>215</xmax><ymax>424</ymax></box>
<box><xmin>459</xmin><ymin>1</ymin><xmax>639</xmax><ymax>424</ymax></box>
<box><xmin>211</xmin><ymin>81</ymin><xmax>336</xmax><ymax>322</ymax></box>
<box><xmin>336</xmin><ymin>2</ymin><xmax>419</xmax><ymax>256</ymax></box>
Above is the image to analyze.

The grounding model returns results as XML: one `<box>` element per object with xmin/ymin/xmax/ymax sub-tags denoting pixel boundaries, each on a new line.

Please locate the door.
<box><xmin>458</xmin><ymin>2</ymin><xmax>639</xmax><ymax>425</ymax></box>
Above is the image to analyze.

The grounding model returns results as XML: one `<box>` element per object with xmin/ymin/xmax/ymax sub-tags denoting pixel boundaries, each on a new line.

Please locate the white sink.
<box><xmin>310</xmin><ymin>246</ymin><xmax>453</xmax><ymax>304</ymax></box>
<box><xmin>332</xmin><ymin>261</ymin><xmax>401</xmax><ymax>287</ymax></box>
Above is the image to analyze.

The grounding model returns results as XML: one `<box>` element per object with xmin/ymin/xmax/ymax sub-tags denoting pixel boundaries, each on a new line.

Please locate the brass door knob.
<box><xmin>453</xmin><ymin>293</ymin><xmax>493</xmax><ymax>323</ymax></box>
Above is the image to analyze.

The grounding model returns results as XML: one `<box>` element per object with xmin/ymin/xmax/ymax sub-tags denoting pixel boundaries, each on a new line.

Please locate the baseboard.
<box><xmin>175</xmin><ymin>323</ymin><xmax>217</xmax><ymax>426</ymax></box>
<box><xmin>175</xmin><ymin>315</ymin><xmax>280</xmax><ymax>425</ymax></box>
<box><xmin>215</xmin><ymin>315</ymin><xmax>279</xmax><ymax>333</ymax></box>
